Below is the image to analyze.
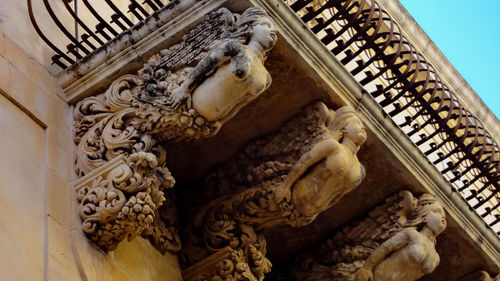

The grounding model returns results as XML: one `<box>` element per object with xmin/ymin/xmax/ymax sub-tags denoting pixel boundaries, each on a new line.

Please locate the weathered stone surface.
<box><xmin>0</xmin><ymin>93</ymin><xmax>46</xmax><ymax>281</ymax></box>
<box><xmin>291</xmin><ymin>191</ymin><xmax>446</xmax><ymax>281</ymax></box>
<box><xmin>73</xmin><ymin>6</ymin><xmax>278</xmax><ymax>254</ymax></box>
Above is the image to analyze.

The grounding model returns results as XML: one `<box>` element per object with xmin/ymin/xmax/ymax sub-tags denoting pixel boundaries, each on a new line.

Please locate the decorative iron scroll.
<box><xmin>284</xmin><ymin>0</ymin><xmax>499</xmax><ymax>235</ymax></box>
<box><xmin>27</xmin><ymin>0</ymin><xmax>174</xmax><ymax>69</ymax></box>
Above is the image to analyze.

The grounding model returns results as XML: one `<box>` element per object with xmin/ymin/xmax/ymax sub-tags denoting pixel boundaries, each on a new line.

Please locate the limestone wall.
<box><xmin>0</xmin><ymin>2</ymin><xmax>183</xmax><ymax>280</ymax></box>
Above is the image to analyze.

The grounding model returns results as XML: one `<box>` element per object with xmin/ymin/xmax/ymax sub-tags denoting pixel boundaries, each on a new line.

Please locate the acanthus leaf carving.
<box><xmin>76</xmin><ymin>152</ymin><xmax>177</xmax><ymax>252</ymax></box>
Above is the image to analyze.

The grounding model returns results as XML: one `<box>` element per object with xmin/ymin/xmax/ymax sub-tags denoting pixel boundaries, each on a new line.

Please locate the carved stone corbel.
<box><xmin>291</xmin><ymin>190</ymin><xmax>447</xmax><ymax>281</ymax></box>
<box><xmin>181</xmin><ymin>102</ymin><xmax>367</xmax><ymax>280</ymax></box>
<box><xmin>73</xmin><ymin>7</ymin><xmax>278</xmax><ymax>253</ymax></box>
<box><xmin>75</xmin><ymin>154</ymin><xmax>178</xmax><ymax>251</ymax></box>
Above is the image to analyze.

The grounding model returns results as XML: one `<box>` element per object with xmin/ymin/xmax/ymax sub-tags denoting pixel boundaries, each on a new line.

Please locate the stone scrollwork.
<box><xmin>292</xmin><ymin>190</ymin><xmax>447</xmax><ymax>281</ymax></box>
<box><xmin>183</xmin><ymin>247</ymin><xmax>268</xmax><ymax>281</ymax></box>
<box><xmin>181</xmin><ymin>102</ymin><xmax>367</xmax><ymax>281</ymax></box>
<box><xmin>73</xmin><ymin>7</ymin><xmax>278</xmax><ymax>253</ymax></box>
<box><xmin>75</xmin><ymin>154</ymin><xmax>177</xmax><ymax>252</ymax></box>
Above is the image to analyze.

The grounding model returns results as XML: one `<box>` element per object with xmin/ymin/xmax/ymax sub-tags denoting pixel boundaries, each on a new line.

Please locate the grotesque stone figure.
<box><xmin>73</xmin><ymin>7</ymin><xmax>277</xmax><ymax>253</ymax></box>
<box><xmin>292</xmin><ymin>191</ymin><xmax>447</xmax><ymax>281</ymax></box>
<box><xmin>181</xmin><ymin>102</ymin><xmax>367</xmax><ymax>281</ymax></box>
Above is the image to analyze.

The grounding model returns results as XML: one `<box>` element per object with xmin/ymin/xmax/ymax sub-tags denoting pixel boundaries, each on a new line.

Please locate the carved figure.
<box><xmin>292</xmin><ymin>191</ymin><xmax>447</xmax><ymax>281</ymax></box>
<box><xmin>181</xmin><ymin>102</ymin><xmax>367</xmax><ymax>281</ymax></box>
<box><xmin>166</xmin><ymin>7</ymin><xmax>277</xmax><ymax>122</ymax></box>
<box><xmin>73</xmin><ymin>7</ymin><xmax>277</xmax><ymax>253</ymax></box>
<box><xmin>274</xmin><ymin>106</ymin><xmax>366</xmax><ymax>219</ymax></box>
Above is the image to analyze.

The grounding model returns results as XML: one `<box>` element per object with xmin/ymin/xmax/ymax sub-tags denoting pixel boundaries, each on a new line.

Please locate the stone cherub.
<box><xmin>73</xmin><ymin>7</ymin><xmax>278</xmax><ymax>254</ymax></box>
<box><xmin>292</xmin><ymin>191</ymin><xmax>447</xmax><ymax>281</ymax></box>
<box><xmin>181</xmin><ymin>102</ymin><xmax>367</xmax><ymax>280</ymax></box>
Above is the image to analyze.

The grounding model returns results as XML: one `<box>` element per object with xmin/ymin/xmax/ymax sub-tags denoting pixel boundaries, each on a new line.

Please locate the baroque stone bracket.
<box><xmin>74</xmin><ymin>154</ymin><xmax>180</xmax><ymax>253</ymax></box>
<box><xmin>291</xmin><ymin>190</ymin><xmax>447</xmax><ymax>281</ymax></box>
<box><xmin>181</xmin><ymin>102</ymin><xmax>367</xmax><ymax>280</ymax></box>
<box><xmin>72</xmin><ymin>6</ymin><xmax>278</xmax><ymax>254</ymax></box>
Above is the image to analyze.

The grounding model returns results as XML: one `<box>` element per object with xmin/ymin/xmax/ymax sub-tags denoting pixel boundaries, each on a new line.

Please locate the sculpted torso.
<box><xmin>192</xmin><ymin>48</ymin><xmax>271</xmax><ymax>121</ymax></box>
<box><xmin>373</xmin><ymin>228</ymin><xmax>440</xmax><ymax>281</ymax></box>
<box><xmin>292</xmin><ymin>141</ymin><xmax>363</xmax><ymax>217</ymax></box>
<box><xmin>279</xmin><ymin>113</ymin><xmax>366</xmax><ymax>219</ymax></box>
<box><xmin>355</xmin><ymin>201</ymin><xmax>446</xmax><ymax>281</ymax></box>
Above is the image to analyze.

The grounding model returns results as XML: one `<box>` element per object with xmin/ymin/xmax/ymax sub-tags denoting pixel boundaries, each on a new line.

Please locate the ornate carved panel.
<box><xmin>181</xmin><ymin>102</ymin><xmax>367</xmax><ymax>281</ymax></box>
<box><xmin>73</xmin><ymin>7</ymin><xmax>278</xmax><ymax>253</ymax></box>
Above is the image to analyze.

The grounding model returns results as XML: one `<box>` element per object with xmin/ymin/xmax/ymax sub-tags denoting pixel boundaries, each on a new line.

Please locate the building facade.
<box><xmin>0</xmin><ymin>0</ymin><xmax>498</xmax><ymax>280</ymax></box>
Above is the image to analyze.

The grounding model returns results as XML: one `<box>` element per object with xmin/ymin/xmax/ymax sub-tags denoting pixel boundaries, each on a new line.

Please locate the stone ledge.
<box><xmin>73</xmin><ymin>155</ymin><xmax>127</xmax><ymax>191</ymax></box>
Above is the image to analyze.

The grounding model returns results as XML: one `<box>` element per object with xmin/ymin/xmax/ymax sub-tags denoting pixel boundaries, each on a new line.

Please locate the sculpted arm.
<box><xmin>354</xmin><ymin>229</ymin><xmax>412</xmax><ymax>281</ymax></box>
<box><xmin>274</xmin><ymin>138</ymin><xmax>339</xmax><ymax>202</ymax></box>
<box><xmin>168</xmin><ymin>40</ymin><xmax>246</xmax><ymax>108</ymax></box>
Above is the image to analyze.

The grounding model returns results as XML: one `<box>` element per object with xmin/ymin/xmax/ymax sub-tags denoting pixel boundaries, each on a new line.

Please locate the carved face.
<box><xmin>251</xmin><ymin>17</ymin><xmax>277</xmax><ymax>51</ymax></box>
<box><xmin>424</xmin><ymin>203</ymin><xmax>447</xmax><ymax>235</ymax></box>
<box><xmin>343</xmin><ymin>117</ymin><xmax>367</xmax><ymax>146</ymax></box>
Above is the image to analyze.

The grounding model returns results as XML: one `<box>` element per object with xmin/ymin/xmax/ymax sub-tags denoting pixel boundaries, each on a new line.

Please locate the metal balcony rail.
<box><xmin>285</xmin><ymin>0</ymin><xmax>500</xmax><ymax>235</ymax></box>
<box><xmin>27</xmin><ymin>0</ymin><xmax>172</xmax><ymax>69</ymax></box>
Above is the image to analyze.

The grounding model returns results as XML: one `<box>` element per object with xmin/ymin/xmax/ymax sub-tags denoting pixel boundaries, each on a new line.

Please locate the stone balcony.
<box><xmin>35</xmin><ymin>0</ymin><xmax>500</xmax><ymax>280</ymax></box>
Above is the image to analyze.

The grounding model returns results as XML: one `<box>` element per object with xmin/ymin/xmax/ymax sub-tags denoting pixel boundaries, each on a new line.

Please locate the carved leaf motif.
<box><xmin>76</xmin><ymin>153</ymin><xmax>175</xmax><ymax>251</ymax></box>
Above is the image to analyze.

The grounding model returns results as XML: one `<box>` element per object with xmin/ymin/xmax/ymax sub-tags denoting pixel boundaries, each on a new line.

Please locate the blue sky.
<box><xmin>399</xmin><ymin>0</ymin><xmax>500</xmax><ymax>119</ymax></box>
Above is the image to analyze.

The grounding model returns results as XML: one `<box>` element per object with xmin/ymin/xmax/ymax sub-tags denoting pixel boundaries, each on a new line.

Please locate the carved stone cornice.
<box><xmin>181</xmin><ymin>102</ymin><xmax>367</xmax><ymax>281</ymax></box>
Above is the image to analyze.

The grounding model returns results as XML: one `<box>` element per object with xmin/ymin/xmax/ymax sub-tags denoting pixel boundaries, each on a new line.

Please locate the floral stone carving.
<box><xmin>292</xmin><ymin>190</ymin><xmax>447</xmax><ymax>281</ymax></box>
<box><xmin>73</xmin><ymin>7</ymin><xmax>277</xmax><ymax>253</ymax></box>
<box><xmin>181</xmin><ymin>102</ymin><xmax>367</xmax><ymax>281</ymax></box>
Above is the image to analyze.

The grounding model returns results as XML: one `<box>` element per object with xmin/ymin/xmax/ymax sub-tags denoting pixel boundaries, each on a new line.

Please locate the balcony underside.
<box><xmin>57</xmin><ymin>0</ymin><xmax>499</xmax><ymax>279</ymax></box>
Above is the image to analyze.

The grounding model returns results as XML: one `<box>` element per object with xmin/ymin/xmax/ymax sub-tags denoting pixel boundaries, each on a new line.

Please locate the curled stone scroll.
<box><xmin>181</xmin><ymin>102</ymin><xmax>367</xmax><ymax>281</ymax></box>
<box><xmin>73</xmin><ymin>7</ymin><xmax>277</xmax><ymax>253</ymax></box>
<box><xmin>291</xmin><ymin>190</ymin><xmax>447</xmax><ymax>281</ymax></box>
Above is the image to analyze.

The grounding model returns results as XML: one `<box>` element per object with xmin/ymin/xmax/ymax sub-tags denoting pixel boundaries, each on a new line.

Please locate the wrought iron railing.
<box><xmin>28</xmin><ymin>0</ymin><xmax>173</xmax><ymax>69</ymax></box>
<box><xmin>285</xmin><ymin>0</ymin><xmax>500</xmax><ymax>235</ymax></box>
